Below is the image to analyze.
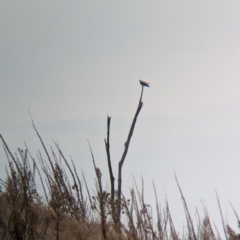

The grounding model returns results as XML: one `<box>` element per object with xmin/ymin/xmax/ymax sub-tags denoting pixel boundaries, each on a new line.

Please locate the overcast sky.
<box><xmin>1</xmin><ymin>1</ymin><xmax>240</xmax><ymax>235</ymax></box>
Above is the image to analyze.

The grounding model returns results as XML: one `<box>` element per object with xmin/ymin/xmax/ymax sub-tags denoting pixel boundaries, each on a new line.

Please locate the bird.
<box><xmin>139</xmin><ymin>79</ymin><xmax>150</xmax><ymax>87</ymax></box>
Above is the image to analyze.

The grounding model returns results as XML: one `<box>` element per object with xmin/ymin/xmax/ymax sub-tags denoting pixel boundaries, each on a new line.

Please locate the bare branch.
<box><xmin>104</xmin><ymin>115</ymin><xmax>115</xmax><ymax>200</ymax></box>
<box><xmin>117</xmin><ymin>86</ymin><xmax>144</xmax><ymax>217</ymax></box>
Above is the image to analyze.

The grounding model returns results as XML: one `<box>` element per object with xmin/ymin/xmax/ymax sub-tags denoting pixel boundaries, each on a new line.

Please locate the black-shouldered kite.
<box><xmin>139</xmin><ymin>79</ymin><xmax>150</xmax><ymax>87</ymax></box>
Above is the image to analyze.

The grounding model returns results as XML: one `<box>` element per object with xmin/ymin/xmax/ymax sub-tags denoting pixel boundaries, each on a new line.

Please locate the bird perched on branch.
<box><xmin>139</xmin><ymin>79</ymin><xmax>150</xmax><ymax>87</ymax></box>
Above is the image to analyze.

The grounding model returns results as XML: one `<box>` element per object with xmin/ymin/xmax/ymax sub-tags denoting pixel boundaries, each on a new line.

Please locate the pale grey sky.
<box><xmin>1</xmin><ymin>0</ymin><xmax>240</xmax><ymax>234</ymax></box>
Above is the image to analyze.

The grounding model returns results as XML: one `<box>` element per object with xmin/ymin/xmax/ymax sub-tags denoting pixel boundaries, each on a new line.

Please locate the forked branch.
<box><xmin>104</xmin><ymin>85</ymin><xmax>146</xmax><ymax>222</ymax></box>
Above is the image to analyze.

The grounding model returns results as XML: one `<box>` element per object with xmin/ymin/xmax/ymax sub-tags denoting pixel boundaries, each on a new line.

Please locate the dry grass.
<box><xmin>0</xmin><ymin>132</ymin><xmax>239</xmax><ymax>240</ymax></box>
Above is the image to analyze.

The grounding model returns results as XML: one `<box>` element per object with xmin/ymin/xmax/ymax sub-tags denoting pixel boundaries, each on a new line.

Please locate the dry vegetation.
<box><xmin>0</xmin><ymin>87</ymin><xmax>239</xmax><ymax>239</ymax></box>
<box><xmin>0</xmin><ymin>131</ymin><xmax>239</xmax><ymax>240</ymax></box>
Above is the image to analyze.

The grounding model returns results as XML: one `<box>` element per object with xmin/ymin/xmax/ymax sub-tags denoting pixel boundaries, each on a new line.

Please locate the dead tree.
<box><xmin>104</xmin><ymin>81</ymin><xmax>149</xmax><ymax>222</ymax></box>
